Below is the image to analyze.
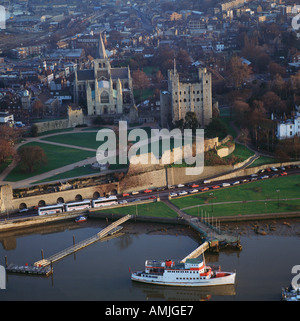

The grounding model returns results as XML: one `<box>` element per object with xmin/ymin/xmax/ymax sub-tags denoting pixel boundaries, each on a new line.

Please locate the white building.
<box><xmin>277</xmin><ymin>112</ymin><xmax>300</xmax><ymax>140</ymax></box>
<box><xmin>0</xmin><ymin>111</ymin><xmax>14</xmax><ymax>125</ymax></box>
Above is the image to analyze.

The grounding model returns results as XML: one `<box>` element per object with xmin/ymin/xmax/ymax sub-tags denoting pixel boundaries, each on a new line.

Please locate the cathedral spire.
<box><xmin>97</xmin><ymin>32</ymin><xmax>108</xmax><ymax>59</ymax></box>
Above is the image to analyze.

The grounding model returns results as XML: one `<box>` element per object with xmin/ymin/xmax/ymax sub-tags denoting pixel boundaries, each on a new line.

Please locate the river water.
<box><xmin>0</xmin><ymin>217</ymin><xmax>299</xmax><ymax>301</ymax></box>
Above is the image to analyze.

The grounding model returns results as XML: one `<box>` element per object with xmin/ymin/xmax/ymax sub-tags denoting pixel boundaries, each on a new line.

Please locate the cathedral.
<box><xmin>74</xmin><ymin>34</ymin><xmax>134</xmax><ymax>116</ymax></box>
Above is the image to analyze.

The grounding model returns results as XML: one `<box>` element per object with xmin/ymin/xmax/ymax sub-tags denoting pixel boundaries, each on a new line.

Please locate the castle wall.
<box><xmin>1</xmin><ymin>182</ymin><xmax>119</xmax><ymax>213</ymax></box>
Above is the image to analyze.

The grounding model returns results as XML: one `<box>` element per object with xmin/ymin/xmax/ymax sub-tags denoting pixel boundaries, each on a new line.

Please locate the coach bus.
<box><xmin>38</xmin><ymin>204</ymin><xmax>65</xmax><ymax>215</ymax></box>
<box><xmin>92</xmin><ymin>196</ymin><xmax>118</xmax><ymax>208</ymax></box>
<box><xmin>64</xmin><ymin>200</ymin><xmax>91</xmax><ymax>212</ymax></box>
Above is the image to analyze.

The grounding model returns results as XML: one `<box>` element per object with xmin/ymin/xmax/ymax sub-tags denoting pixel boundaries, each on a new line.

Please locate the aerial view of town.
<box><xmin>0</xmin><ymin>0</ymin><xmax>300</xmax><ymax>308</ymax></box>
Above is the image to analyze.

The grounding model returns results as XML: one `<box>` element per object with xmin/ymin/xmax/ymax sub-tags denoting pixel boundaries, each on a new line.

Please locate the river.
<box><xmin>0</xmin><ymin>217</ymin><xmax>299</xmax><ymax>301</ymax></box>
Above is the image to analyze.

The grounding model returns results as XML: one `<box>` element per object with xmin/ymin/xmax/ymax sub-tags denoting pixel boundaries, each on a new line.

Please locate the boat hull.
<box><xmin>131</xmin><ymin>272</ymin><xmax>236</xmax><ymax>287</ymax></box>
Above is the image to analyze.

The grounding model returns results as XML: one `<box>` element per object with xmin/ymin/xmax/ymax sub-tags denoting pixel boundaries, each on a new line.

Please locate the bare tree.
<box><xmin>18</xmin><ymin>145</ymin><xmax>48</xmax><ymax>173</ymax></box>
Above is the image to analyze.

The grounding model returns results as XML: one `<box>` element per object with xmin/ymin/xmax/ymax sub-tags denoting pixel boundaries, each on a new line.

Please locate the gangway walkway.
<box><xmin>34</xmin><ymin>214</ymin><xmax>132</xmax><ymax>267</ymax></box>
<box><xmin>180</xmin><ymin>241</ymin><xmax>210</xmax><ymax>263</ymax></box>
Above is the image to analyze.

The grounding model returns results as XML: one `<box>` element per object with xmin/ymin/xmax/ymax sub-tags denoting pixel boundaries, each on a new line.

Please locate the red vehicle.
<box><xmin>144</xmin><ymin>189</ymin><xmax>152</xmax><ymax>193</ymax></box>
<box><xmin>280</xmin><ymin>172</ymin><xmax>287</xmax><ymax>176</ymax></box>
<box><xmin>122</xmin><ymin>193</ymin><xmax>130</xmax><ymax>197</ymax></box>
<box><xmin>149</xmin><ymin>196</ymin><xmax>156</xmax><ymax>199</ymax></box>
<box><xmin>212</xmin><ymin>185</ymin><xmax>220</xmax><ymax>189</ymax></box>
<box><xmin>266</xmin><ymin>168</ymin><xmax>271</xmax><ymax>172</ymax></box>
<box><xmin>200</xmin><ymin>187</ymin><xmax>209</xmax><ymax>192</ymax></box>
<box><xmin>191</xmin><ymin>183</ymin><xmax>199</xmax><ymax>188</ymax></box>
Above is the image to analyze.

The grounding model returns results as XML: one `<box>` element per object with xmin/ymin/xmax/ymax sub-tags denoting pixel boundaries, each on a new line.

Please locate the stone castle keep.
<box><xmin>160</xmin><ymin>66</ymin><xmax>213</xmax><ymax>128</ymax></box>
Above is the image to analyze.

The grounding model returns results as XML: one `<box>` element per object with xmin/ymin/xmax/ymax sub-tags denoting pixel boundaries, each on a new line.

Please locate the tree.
<box><xmin>132</xmin><ymin>69</ymin><xmax>150</xmax><ymax>101</ymax></box>
<box><xmin>226</xmin><ymin>56</ymin><xmax>252</xmax><ymax>88</ymax></box>
<box><xmin>183</xmin><ymin>112</ymin><xmax>200</xmax><ymax>132</ymax></box>
<box><xmin>261</xmin><ymin>91</ymin><xmax>287</xmax><ymax>116</ymax></box>
<box><xmin>0</xmin><ymin>139</ymin><xmax>15</xmax><ymax>165</ymax></box>
<box><xmin>32</xmin><ymin>100</ymin><xmax>46</xmax><ymax>118</ymax></box>
<box><xmin>18</xmin><ymin>145</ymin><xmax>48</xmax><ymax>173</ymax></box>
<box><xmin>176</xmin><ymin>49</ymin><xmax>192</xmax><ymax>72</ymax></box>
<box><xmin>269</xmin><ymin>62</ymin><xmax>286</xmax><ymax>79</ymax></box>
<box><xmin>232</xmin><ymin>99</ymin><xmax>251</xmax><ymax>127</ymax></box>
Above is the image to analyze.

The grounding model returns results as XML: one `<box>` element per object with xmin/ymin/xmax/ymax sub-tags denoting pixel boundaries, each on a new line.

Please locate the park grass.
<box><xmin>248</xmin><ymin>155</ymin><xmax>279</xmax><ymax>168</ymax></box>
<box><xmin>95</xmin><ymin>201</ymin><xmax>178</xmax><ymax>218</ymax></box>
<box><xmin>38</xmin><ymin>127</ymin><xmax>74</xmax><ymax>137</ymax></box>
<box><xmin>184</xmin><ymin>199</ymin><xmax>300</xmax><ymax>217</ymax></box>
<box><xmin>170</xmin><ymin>174</ymin><xmax>300</xmax><ymax>210</ymax></box>
<box><xmin>4</xmin><ymin>142</ymin><xmax>95</xmax><ymax>182</ymax></box>
<box><xmin>0</xmin><ymin>157</ymin><xmax>13</xmax><ymax>175</ymax></box>
<box><xmin>40</xmin><ymin>127</ymin><xmax>153</xmax><ymax>150</ymax></box>
<box><xmin>41</xmin><ymin>132</ymin><xmax>100</xmax><ymax>149</ymax></box>
<box><xmin>225</xmin><ymin>143</ymin><xmax>254</xmax><ymax>162</ymax></box>
<box><xmin>32</xmin><ymin>165</ymin><xmax>100</xmax><ymax>184</ymax></box>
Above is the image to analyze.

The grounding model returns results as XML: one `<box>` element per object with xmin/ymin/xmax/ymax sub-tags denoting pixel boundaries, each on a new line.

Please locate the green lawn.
<box><xmin>41</xmin><ymin>132</ymin><xmax>100</xmax><ymax>149</ymax></box>
<box><xmin>0</xmin><ymin>157</ymin><xmax>13</xmax><ymax>175</ymax></box>
<box><xmin>32</xmin><ymin>165</ymin><xmax>100</xmax><ymax>184</ymax></box>
<box><xmin>170</xmin><ymin>174</ymin><xmax>300</xmax><ymax>210</ymax></box>
<box><xmin>184</xmin><ymin>199</ymin><xmax>300</xmax><ymax>217</ymax></box>
<box><xmin>4</xmin><ymin>142</ymin><xmax>95</xmax><ymax>182</ymax></box>
<box><xmin>249</xmin><ymin>155</ymin><xmax>279</xmax><ymax>168</ymax></box>
<box><xmin>95</xmin><ymin>201</ymin><xmax>178</xmax><ymax>218</ymax></box>
<box><xmin>225</xmin><ymin>143</ymin><xmax>254</xmax><ymax>162</ymax></box>
<box><xmin>38</xmin><ymin>128</ymin><xmax>74</xmax><ymax>137</ymax></box>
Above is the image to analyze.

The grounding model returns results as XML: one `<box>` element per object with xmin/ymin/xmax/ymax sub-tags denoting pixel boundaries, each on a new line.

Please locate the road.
<box><xmin>3</xmin><ymin>164</ymin><xmax>298</xmax><ymax>221</ymax></box>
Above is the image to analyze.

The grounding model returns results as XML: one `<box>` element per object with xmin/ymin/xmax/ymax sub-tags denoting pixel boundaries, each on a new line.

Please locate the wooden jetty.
<box><xmin>5</xmin><ymin>263</ymin><xmax>52</xmax><ymax>277</ymax></box>
<box><xmin>34</xmin><ymin>214</ymin><xmax>132</xmax><ymax>267</ymax></box>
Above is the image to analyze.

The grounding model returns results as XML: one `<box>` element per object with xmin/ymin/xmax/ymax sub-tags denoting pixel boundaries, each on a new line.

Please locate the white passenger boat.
<box><xmin>131</xmin><ymin>254</ymin><xmax>236</xmax><ymax>287</ymax></box>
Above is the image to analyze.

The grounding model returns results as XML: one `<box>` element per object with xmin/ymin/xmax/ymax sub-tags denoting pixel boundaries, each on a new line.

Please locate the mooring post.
<box><xmin>41</xmin><ymin>249</ymin><xmax>44</xmax><ymax>260</ymax></box>
<box><xmin>73</xmin><ymin>235</ymin><xmax>75</xmax><ymax>246</ymax></box>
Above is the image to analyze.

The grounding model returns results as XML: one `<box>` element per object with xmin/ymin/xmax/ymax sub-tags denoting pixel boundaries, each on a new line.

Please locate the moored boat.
<box><xmin>131</xmin><ymin>254</ymin><xmax>236</xmax><ymax>287</ymax></box>
<box><xmin>75</xmin><ymin>215</ymin><xmax>87</xmax><ymax>223</ymax></box>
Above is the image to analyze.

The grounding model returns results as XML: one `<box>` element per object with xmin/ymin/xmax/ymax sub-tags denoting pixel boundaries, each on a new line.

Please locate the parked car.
<box><xmin>189</xmin><ymin>189</ymin><xmax>198</xmax><ymax>194</ymax></box>
<box><xmin>179</xmin><ymin>191</ymin><xmax>188</xmax><ymax>196</ymax></box>
<box><xmin>170</xmin><ymin>192</ymin><xmax>178</xmax><ymax>197</ymax></box>
<box><xmin>222</xmin><ymin>183</ymin><xmax>230</xmax><ymax>187</ymax></box>
<box><xmin>177</xmin><ymin>184</ymin><xmax>185</xmax><ymax>188</ymax></box>
<box><xmin>232</xmin><ymin>181</ymin><xmax>240</xmax><ymax>185</ymax></box>
<box><xmin>144</xmin><ymin>189</ymin><xmax>152</xmax><ymax>193</ymax></box>
<box><xmin>261</xmin><ymin>175</ymin><xmax>269</xmax><ymax>179</ymax></box>
<box><xmin>190</xmin><ymin>183</ymin><xmax>199</xmax><ymax>188</ymax></box>
<box><xmin>250</xmin><ymin>174</ymin><xmax>258</xmax><ymax>177</ymax></box>
<box><xmin>119</xmin><ymin>200</ymin><xmax>127</xmax><ymax>204</ymax></box>
<box><xmin>212</xmin><ymin>185</ymin><xmax>220</xmax><ymax>189</ymax></box>
<box><xmin>168</xmin><ymin>185</ymin><xmax>175</xmax><ymax>189</ymax></box>
<box><xmin>149</xmin><ymin>196</ymin><xmax>156</xmax><ymax>199</ymax></box>
<box><xmin>200</xmin><ymin>187</ymin><xmax>209</xmax><ymax>192</ymax></box>
<box><xmin>19</xmin><ymin>208</ymin><xmax>29</xmax><ymax>213</ymax></box>
<box><xmin>203</xmin><ymin>180</ymin><xmax>211</xmax><ymax>184</ymax></box>
<box><xmin>131</xmin><ymin>191</ymin><xmax>139</xmax><ymax>195</ymax></box>
<box><xmin>280</xmin><ymin>172</ymin><xmax>287</xmax><ymax>176</ymax></box>
<box><xmin>122</xmin><ymin>193</ymin><xmax>130</xmax><ymax>197</ymax></box>
<box><xmin>271</xmin><ymin>167</ymin><xmax>278</xmax><ymax>171</ymax></box>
